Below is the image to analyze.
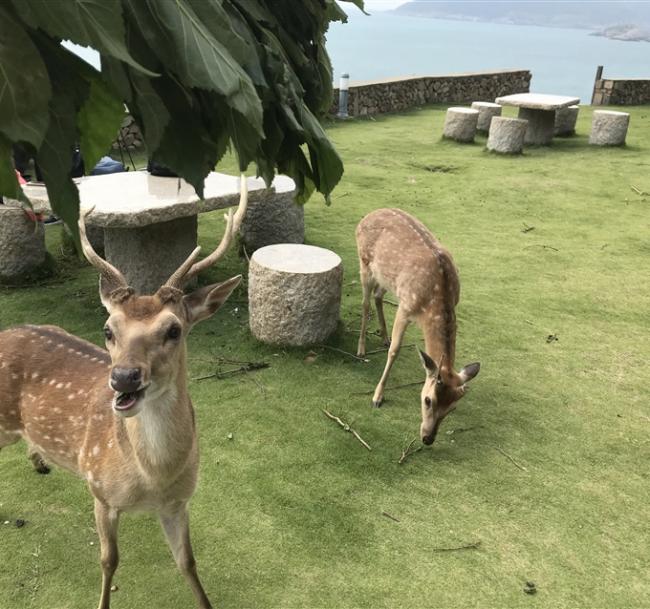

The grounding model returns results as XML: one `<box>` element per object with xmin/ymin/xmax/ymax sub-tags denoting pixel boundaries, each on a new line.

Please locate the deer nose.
<box><xmin>110</xmin><ymin>367</ymin><xmax>142</xmax><ymax>393</ymax></box>
<box><xmin>422</xmin><ymin>435</ymin><xmax>435</xmax><ymax>446</ymax></box>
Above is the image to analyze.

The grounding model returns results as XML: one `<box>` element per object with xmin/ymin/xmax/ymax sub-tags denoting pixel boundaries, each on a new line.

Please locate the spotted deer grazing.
<box><xmin>356</xmin><ymin>208</ymin><xmax>480</xmax><ymax>444</ymax></box>
<box><xmin>0</xmin><ymin>176</ymin><xmax>249</xmax><ymax>609</ymax></box>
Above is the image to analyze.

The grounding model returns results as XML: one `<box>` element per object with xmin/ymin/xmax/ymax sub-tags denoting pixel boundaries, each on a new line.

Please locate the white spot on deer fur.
<box><xmin>92</xmin><ymin>445</ymin><xmax>100</xmax><ymax>457</ymax></box>
<box><xmin>65</xmin><ymin>382</ymin><xmax>71</xmax><ymax>389</ymax></box>
<box><xmin>107</xmin><ymin>439</ymin><xmax>114</xmax><ymax>449</ymax></box>
<box><xmin>77</xmin><ymin>389</ymin><xmax>84</xmax><ymax>396</ymax></box>
<box><xmin>11</xmin><ymin>374</ymin><xmax>18</xmax><ymax>380</ymax></box>
<box><xmin>86</xmin><ymin>470</ymin><xmax>94</xmax><ymax>482</ymax></box>
<box><xmin>54</xmin><ymin>408</ymin><xmax>61</xmax><ymax>414</ymax></box>
<box><xmin>43</xmin><ymin>435</ymin><xmax>51</xmax><ymax>440</ymax></box>
<box><xmin>49</xmin><ymin>379</ymin><xmax>56</xmax><ymax>386</ymax></box>
<box><xmin>56</xmin><ymin>383</ymin><xmax>63</xmax><ymax>389</ymax></box>
<box><xmin>91</xmin><ymin>357</ymin><xmax>98</xmax><ymax>362</ymax></box>
<box><xmin>68</xmin><ymin>394</ymin><xmax>76</xmax><ymax>400</ymax></box>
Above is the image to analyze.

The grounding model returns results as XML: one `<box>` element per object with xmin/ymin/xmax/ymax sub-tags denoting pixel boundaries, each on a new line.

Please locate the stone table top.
<box><xmin>21</xmin><ymin>171</ymin><xmax>296</xmax><ymax>228</ymax></box>
<box><xmin>495</xmin><ymin>93</ymin><xmax>580</xmax><ymax>110</ymax></box>
<box><xmin>252</xmin><ymin>244</ymin><xmax>342</xmax><ymax>274</ymax></box>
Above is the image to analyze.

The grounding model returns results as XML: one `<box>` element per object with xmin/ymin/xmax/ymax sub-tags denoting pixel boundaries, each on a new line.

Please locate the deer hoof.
<box><xmin>372</xmin><ymin>398</ymin><xmax>384</xmax><ymax>408</ymax></box>
<box><xmin>32</xmin><ymin>458</ymin><xmax>50</xmax><ymax>475</ymax></box>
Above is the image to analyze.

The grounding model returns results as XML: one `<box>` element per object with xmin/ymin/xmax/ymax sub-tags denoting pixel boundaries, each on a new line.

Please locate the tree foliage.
<box><xmin>0</xmin><ymin>0</ymin><xmax>364</xmax><ymax>245</ymax></box>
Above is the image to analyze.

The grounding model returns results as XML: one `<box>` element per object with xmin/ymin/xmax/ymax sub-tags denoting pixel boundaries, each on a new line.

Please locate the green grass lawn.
<box><xmin>1</xmin><ymin>105</ymin><xmax>649</xmax><ymax>609</ymax></box>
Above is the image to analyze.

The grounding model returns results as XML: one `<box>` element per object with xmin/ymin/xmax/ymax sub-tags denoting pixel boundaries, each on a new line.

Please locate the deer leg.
<box><xmin>374</xmin><ymin>287</ymin><xmax>389</xmax><ymax>346</ymax></box>
<box><xmin>372</xmin><ymin>307</ymin><xmax>410</xmax><ymax>408</ymax></box>
<box><xmin>357</xmin><ymin>268</ymin><xmax>374</xmax><ymax>357</ymax></box>
<box><xmin>160</xmin><ymin>504</ymin><xmax>212</xmax><ymax>609</ymax></box>
<box><xmin>94</xmin><ymin>500</ymin><xmax>120</xmax><ymax>609</ymax></box>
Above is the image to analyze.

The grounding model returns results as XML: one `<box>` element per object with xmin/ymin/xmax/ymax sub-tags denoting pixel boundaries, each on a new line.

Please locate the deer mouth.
<box><xmin>113</xmin><ymin>386</ymin><xmax>148</xmax><ymax>412</ymax></box>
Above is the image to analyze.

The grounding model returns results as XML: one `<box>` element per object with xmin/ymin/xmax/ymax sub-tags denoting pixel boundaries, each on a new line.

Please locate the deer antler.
<box><xmin>164</xmin><ymin>174</ymin><xmax>249</xmax><ymax>290</ymax></box>
<box><xmin>78</xmin><ymin>207</ymin><xmax>128</xmax><ymax>293</ymax></box>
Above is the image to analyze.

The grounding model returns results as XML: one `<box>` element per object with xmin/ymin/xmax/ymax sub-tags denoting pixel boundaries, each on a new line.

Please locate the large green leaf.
<box><xmin>77</xmin><ymin>77</ymin><xmax>124</xmax><ymax>173</ymax></box>
<box><xmin>0</xmin><ymin>133</ymin><xmax>29</xmax><ymax>204</ymax></box>
<box><xmin>12</xmin><ymin>0</ymin><xmax>156</xmax><ymax>76</ymax></box>
<box><xmin>0</xmin><ymin>6</ymin><xmax>51</xmax><ymax>148</ymax></box>
<box><xmin>124</xmin><ymin>0</ymin><xmax>263</xmax><ymax>135</ymax></box>
<box><xmin>37</xmin><ymin>90</ymin><xmax>81</xmax><ymax>250</ymax></box>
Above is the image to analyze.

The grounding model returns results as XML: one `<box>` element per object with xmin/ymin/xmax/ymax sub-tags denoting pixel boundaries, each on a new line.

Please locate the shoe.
<box><xmin>44</xmin><ymin>215</ymin><xmax>62</xmax><ymax>225</ymax></box>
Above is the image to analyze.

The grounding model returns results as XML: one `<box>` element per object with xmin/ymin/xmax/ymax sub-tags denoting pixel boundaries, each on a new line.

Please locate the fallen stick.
<box><xmin>351</xmin><ymin>380</ymin><xmax>422</xmax><ymax>396</ymax></box>
<box><xmin>320</xmin><ymin>345</ymin><xmax>369</xmax><ymax>363</ymax></box>
<box><xmin>322</xmin><ymin>410</ymin><xmax>372</xmax><ymax>451</ymax></box>
<box><xmin>192</xmin><ymin>361</ymin><xmax>269</xmax><ymax>381</ymax></box>
<box><xmin>399</xmin><ymin>438</ymin><xmax>423</xmax><ymax>464</ymax></box>
<box><xmin>494</xmin><ymin>446</ymin><xmax>528</xmax><ymax>472</ymax></box>
<box><xmin>382</xmin><ymin>511</ymin><xmax>400</xmax><ymax>522</ymax></box>
<box><xmin>432</xmin><ymin>541</ymin><xmax>481</xmax><ymax>553</ymax></box>
<box><xmin>631</xmin><ymin>185</ymin><xmax>648</xmax><ymax>196</ymax></box>
<box><xmin>364</xmin><ymin>343</ymin><xmax>414</xmax><ymax>356</ymax></box>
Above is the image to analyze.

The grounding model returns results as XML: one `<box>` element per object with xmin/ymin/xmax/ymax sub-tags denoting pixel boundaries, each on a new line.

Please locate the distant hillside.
<box><xmin>394</xmin><ymin>1</ymin><xmax>650</xmax><ymax>30</ymax></box>
<box><xmin>591</xmin><ymin>24</ymin><xmax>650</xmax><ymax>42</ymax></box>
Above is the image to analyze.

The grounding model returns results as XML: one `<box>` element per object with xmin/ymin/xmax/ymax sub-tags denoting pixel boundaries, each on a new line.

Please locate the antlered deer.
<box><xmin>356</xmin><ymin>208</ymin><xmax>480</xmax><ymax>444</ymax></box>
<box><xmin>0</xmin><ymin>176</ymin><xmax>249</xmax><ymax>609</ymax></box>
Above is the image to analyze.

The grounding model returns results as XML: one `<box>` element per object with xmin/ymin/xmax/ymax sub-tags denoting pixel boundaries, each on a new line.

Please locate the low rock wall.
<box><xmin>592</xmin><ymin>78</ymin><xmax>650</xmax><ymax>105</ymax></box>
<box><xmin>331</xmin><ymin>69</ymin><xmax>531</xmax><ymax>116</ymax></box>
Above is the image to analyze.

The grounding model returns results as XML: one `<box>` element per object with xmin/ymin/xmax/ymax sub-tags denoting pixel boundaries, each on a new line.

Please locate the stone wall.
<box><xmin>112</xmin><ymin>114</ymin><xmax>143</xmax><ymax>150</ymax></box>
<box><xmin>331</xmin><ymin>69</ymin><xmax>532</xmax><ymax>116</ymax></box>
<box><xmin>592</xmin><ymin>78</ymin><xmax>650</xmax><ymax>105</ymax></box>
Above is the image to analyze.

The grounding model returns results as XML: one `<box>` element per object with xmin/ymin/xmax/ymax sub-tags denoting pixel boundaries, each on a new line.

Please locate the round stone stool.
<box><xmin>240</xmin><ymin>176</ymin><xmax>304</xmax><ymax>252</ymax></box>
<box><xmin>442</xmin><ymin>107</ymin><xmax>479</xmax><ymax>143</ymax></box>
<box><xmin>554</xmin><ymin>105</ymin><xmax>579</xmax><ymax>136</ymax></box>
<box><xmin>471</xmin><ymin>101</ymin><xmax>502</xmax><ymax>133</ymax></box>
<box><xmin>589</xmin><ymin>110</ymin><xmax>630</xmax><ymax>146</ymax></box>
<box><xmin>0</xmin><ymin>203</ymin><xmax>46</xmax><ymax>280</ymax></box>
<box><xmin>486</xmin><ymin>117</ymin><xmax>528</xmax><ymax>154</ymax></box>
<box><xmin>248</xmin><ymin>244</ymin><xmax>343</xmax><ymax>346</ymax></box>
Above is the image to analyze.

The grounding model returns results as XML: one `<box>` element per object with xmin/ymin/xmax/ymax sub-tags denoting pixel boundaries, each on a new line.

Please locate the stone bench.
<box><xmin>486</xmin><ymin>116</ymin><xmax>528</xmax><ymax>154</ymax></box>
<box><xmin>554</xmin><ymin>105</ymin><xmax>579</xmax><ymax>136</ymax></box>
<box><xmin>23</xmin><ymin>171</ymin><xmax>297</xmax><ymax>294</ymax></box>
<box><xmin>442</xmin><ymin>107</ymin><xmax>479</xmax><ymax>143</ymax></box>
<box><xmin>0</xmin><ymin>203</ymin><xmax>46</xmax><ymax>281</ymax></box>
<box><xmin>589</xmin><ymin>110</ymin><xmax>630</xmax><ymax>146</ymax></box>
<box><xmin>239</xmin><ymin>176</ymin><xmax>304</xmax><ymax>252</ymax></box>
<box><xmin>471</xmin><ymin>101</ymin><xmax>502</xmax><ymax>133</ymax></box>
<box><xmin>248</xmin><ymin>244</ymin><xmax>343</xmax><ymax>346</ymax></box>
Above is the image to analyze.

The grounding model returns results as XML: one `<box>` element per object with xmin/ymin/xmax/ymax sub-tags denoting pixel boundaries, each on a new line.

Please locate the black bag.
<box><xmin>147</xmin><ymin>160</ymin><xmax>178</xmax><ymax>177</ymax></box>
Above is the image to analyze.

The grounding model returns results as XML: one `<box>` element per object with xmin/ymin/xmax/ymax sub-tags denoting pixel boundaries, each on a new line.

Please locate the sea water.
<box><xmin>327</xmin><ymin>11</ymin><xmax>648</xmax><ymax>102</ymax></box>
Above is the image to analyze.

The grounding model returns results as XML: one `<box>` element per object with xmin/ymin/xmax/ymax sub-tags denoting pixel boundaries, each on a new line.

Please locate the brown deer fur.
<box><xmin>356</xmin><ymin>208</ymin><xmax>480</xmax><ymax>444</ymax></box>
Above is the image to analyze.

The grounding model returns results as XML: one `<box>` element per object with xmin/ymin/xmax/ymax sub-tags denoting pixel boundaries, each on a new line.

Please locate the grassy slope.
<box><xmin>1</xmin><ymin>105</ymin><xmax>649</xmax><ymax>609</ymax></box>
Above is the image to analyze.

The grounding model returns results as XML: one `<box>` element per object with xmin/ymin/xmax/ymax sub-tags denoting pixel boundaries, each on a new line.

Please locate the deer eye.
<box><xmin>424</xmin><ymin>397</ymin><xmax>432</xmax><ymax>408</ymax></box>
<box><xmin>103</xmin><ymin>326</ymin><xmax>113</xmax><ymax>341</ymax></box>
<box><xmin>166</xmin><ymin>324</ymin><xmax>181</xmax><ymax>341</ymax></box>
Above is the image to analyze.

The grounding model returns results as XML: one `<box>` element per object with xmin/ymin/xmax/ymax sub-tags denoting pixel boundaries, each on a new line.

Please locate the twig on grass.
<box><xmin>399</xmin><ymin>438</ymin><xmax>423</xmax><ymax>464</ymax></box>
<box><xmin>322</xmin><ymin>410</ymin><xmax>372</xmax><ymax>451</ymax></box>
<box><xmin>494</xmin><ymin>446</ymin><xmax>528</xmax><ymax>472</ymax></box>
<box><xmin>319</xmin><ymin>344</ymin><xmax>369</xmax><ymax>363</ymax></box>
<box><xmin>523</xmin><ymin>244</ymin><xmax>559</xmax><ymax>252</ymax></box>
<box><xmin>382</xmin><ymin>511</ymin><xmax>400</xmax><ymax>522</ymax></box>
<box><xmin>521</xmin><ymin>223</ymin><xmax>535</xmax><ymax>233</ymax></box>
<box><xmin>384</xmin><ymin>298</ymin><xmax>399</xmax><ymax>307</ymax></box>
<box><xmin>631</xmin><ymin>185</ymin><xmax>648</xmax><ymax>196</ymax></box>
<box><xmin>192</xmin><ymin>361</ymin><xmax>269</xmax><ymax>381</ymax></box>
<box><xmin>364</xmin><ymin>343</ymin><xmax>414</xmax><ymax>356</ymax></box>
<box><xmin>432</xmin><ymin>541</ymin><xmax>482</xmax><ymax>553</ymax></box>
<box><xmin>351</xmin><ymin>380</ymin><xmax>422</xmax><ymax>396</ymax></box>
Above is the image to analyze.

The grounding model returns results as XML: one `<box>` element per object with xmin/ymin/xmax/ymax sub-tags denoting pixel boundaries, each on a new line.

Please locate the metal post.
<box><xmin>337</xmin><ymin>73</ymin><xmax>350</xmax><ymax>119</ymax></box>
<box><xmin>591</xmin><ymin>65</ymin><xmax>604</xmax><ymax>105</ymax></box>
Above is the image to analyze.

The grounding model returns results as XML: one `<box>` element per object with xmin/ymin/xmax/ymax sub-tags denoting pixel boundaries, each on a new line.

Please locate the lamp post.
<box><xmin>337</xmin><ymin>73</ymin><xmax>350</xmax><ymax>119</ymax></box>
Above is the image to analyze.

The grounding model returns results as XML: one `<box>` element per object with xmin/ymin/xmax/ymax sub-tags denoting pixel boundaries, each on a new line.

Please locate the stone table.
<box><xmin>494</xmin><ymin>93</ymin><xmax>580</xmax><ymax>145</ymax></box>
<box><xmin>23</xmin><ymin>171</ymin><xmax>296</xmax><ymax>294</ymax></box>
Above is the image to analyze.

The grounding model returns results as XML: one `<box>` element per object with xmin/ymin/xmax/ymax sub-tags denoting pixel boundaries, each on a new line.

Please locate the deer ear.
<box><xmin>459</xmin><ymin>362</ymin><xmax>480</xmax><ymax>383</ymax></box>
<box><xmin>183</xmin><ymin>275</ymin><xmax>241</xmax><ymax>325</ymax></box>
<box><xmin>417</xmin><ymin>348</ymin><xmax>438</xmax><ymax>378</ymax></box>
<box><xmin>99</xmin><ymin>277</ymin><xmax>134</xmax><ymax>313</ymax></box>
